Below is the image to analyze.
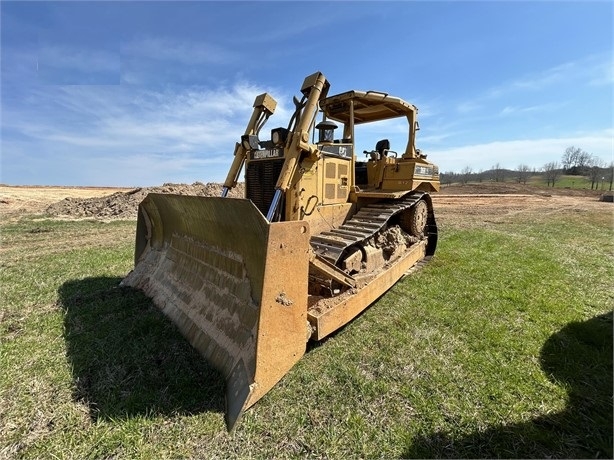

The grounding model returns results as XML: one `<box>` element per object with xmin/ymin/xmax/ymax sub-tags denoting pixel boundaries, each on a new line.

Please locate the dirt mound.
<box><xmin>45</xmin><ymin>182</ymin><xmax>245</xmax><ymax>220</ymax></box>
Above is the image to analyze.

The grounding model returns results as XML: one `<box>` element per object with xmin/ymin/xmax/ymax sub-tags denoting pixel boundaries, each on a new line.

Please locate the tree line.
<box><xmin>441</xmin><ymin>146</ymin><xmax>613</xmax><ymax>191</ymax></box>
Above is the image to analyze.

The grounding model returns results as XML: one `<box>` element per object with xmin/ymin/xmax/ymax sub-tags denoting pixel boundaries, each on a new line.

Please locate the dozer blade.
<box><xmin>121</xmin><ymin>194</ymin><xmax>310</xmax><ymax>430</ymax></box>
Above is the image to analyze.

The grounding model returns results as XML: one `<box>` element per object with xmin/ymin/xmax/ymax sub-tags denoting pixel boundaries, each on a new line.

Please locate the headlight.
<box><xmin>241</xmin><ymin>134</ymin><xmax>260</xmax><ymax>151</ymax></box>
<box><xmin>271</xmin><ymin>127</ymin><xmax>289</xmax><ymax>146</ymax></box>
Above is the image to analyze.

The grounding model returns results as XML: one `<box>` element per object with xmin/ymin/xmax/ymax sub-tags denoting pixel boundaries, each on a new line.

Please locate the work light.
<box><xmin>271</xmin><ymin>127</ymin><xmax>289</xmax><ymax>146</ymax></box>
<box><xmin>241</xmin><ymin>134</ymin><xmax>260</xmax><ymax>151</ymax></box>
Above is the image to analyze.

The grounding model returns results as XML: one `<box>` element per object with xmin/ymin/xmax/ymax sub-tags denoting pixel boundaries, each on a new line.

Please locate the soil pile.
<box><xmin>45</xmin><ymin>182</ymin><xmax>245</xmax><ymax>220</ymax></box>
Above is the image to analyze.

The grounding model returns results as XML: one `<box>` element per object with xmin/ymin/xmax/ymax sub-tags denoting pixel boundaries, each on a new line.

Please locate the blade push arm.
<box><xmin>275</xmin><ymin>72</ymin><xmax>329</xmax><ymax>193</ymax></box>
<box><xmin>222</xmin><ymin>93</ymin><xmax>277</xmax><ymax>197</ymax></box>
<box><xmin>265</xmin><ymin>72</ymin><xmax>329</xmax><ymax>220</ymax></box>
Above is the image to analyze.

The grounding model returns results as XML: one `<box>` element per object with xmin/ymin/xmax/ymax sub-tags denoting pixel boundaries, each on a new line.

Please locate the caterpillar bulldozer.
<box><xmin>122</xmin><ymin>71</ymin><xmax>440</xmax><ymax>430</ymax></box>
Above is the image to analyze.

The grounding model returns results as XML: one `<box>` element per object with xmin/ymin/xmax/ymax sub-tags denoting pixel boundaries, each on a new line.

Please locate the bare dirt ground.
<box><xmin>0</xmin><ymin>183</ymin><xmax>245</xmax><ymax>221</ymax></box>
<box><xmin>0</xmin><ymin>182</ymin><xmax>610</xmax><ymax>225</ymax></box>
<box><xmin>434</xmin><ymin>183</ymin><xmax>611</xmax><ymax>229</ymax></box>
<box><xmin>0</xmin><ymin>185</ymin><xmax>129</xmax><ymax>217</ymax></box>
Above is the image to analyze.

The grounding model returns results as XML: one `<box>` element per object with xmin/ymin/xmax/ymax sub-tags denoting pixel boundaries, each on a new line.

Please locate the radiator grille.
<box><xmin>246</xmin><ymin>159</ymin><xmax>284</xmax><ymax>217</ymax></box>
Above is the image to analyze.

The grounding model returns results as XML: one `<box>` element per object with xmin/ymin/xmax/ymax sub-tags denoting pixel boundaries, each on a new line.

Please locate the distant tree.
<box><xmin>576</xmin><ymin>151</ymin><xmax>592</xmax><ymax>173</ymax></box>
<box><xmin>460</xmin><ymin>166</ymin><xmax>473</xmax><ymax>184</ymax></box>
<box><xmin>607</xmin><ymin>162</ymin><xmax>614</xmax><ymax>191</ymax></box>
<box><xmin>491</xmin><ymin>163</ymin><xmax>504</xmax><ymax>182</ymax></box>
<box><xmin>516</xmin><ymin>164</ymin><xmax>531</xmax><ymax>184</ymax></box>
<box><xmin>476</xmin><ymin>169</ymin><xmax>484</xmax><ymax>183</ymax></box>
<box><xmin>587</xmin><ymin>156</ymin><xmax>606</xmax><ymax>190</ymax></box>
<box><xmin>561</xmin><ymin>146</ymin><xmax>592</xmax><ymax>174</ymax></box>
<box><xmin>440</xmin><ymin>171</ymin><xmax>457</xmax><ymax>185</ymax></box>
<box><xmin>562</xmin><ymin>146</ymin><xmax>582</xmax><ymax>171</ymax></box>
<box><xmin>543</xmin><ymin>161</ymin><xmax>562</xmax><ymax>187</ymax></box>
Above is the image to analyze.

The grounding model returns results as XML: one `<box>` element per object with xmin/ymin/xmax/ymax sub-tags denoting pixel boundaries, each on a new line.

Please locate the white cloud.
<box><xmin>505</xmin><ymin>61</ymin><xmax>574</xmax><ymax>92</ymax></box>
<box><xmin>588</xmin><ymin>59</ymin><xmax>614</xmax><ymax>87</ymax></box>
<box><xmin>456</xmin><ymin>53</ymin><xmax>612</xmax><ymax>114</ymax></box>
<box><xmin>456</xmin><ymin>101</ymin><xmax>482</xmax><ymax>114</ymax></box>
<box><xmin>485</xmin><ymin>61</ymin><xmax>576</xmax><ymax>99</ymax></box>
<box><xmin>419</xmin><ymin>130</ymin><xmax>462</xmax><ymax>145</ymax></box>
<box><xmin>499</xmin><ymin>102</ymin><xmax>566</xmax><ymax>117</ymax></box>
<box><xmin>2</xmin><ymin>80</ymin><xmax>295</xmax><ymax>185</ymax></box>
<box><xmin>8</xmin><ymin>81</ymin><xmax>290</xmax><ymax>146</ymax></box>
<box><xmin>429</xmin><ymin>129</ymin><xmax>613</xmax><ymax>173</ymax></box>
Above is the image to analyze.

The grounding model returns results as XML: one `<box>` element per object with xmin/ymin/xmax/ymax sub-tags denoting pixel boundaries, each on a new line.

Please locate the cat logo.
<box><xmin>251</xmin><ymin>148</ymin><xmax>283</xmax><ymax>160</ymax></box>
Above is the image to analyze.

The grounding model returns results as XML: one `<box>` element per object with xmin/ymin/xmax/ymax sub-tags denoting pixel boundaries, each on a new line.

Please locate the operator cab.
<box><xmin>356</xmin><ymin>138</ymin><xmax>394</xmax><ymax>185</ymax></box>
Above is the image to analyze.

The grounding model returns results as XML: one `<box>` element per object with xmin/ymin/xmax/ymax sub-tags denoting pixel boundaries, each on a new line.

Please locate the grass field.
<box><xmin>1</xmin><ymin>200</ymin><xmax>612</xmax><ymax>458</ymax></box>
<box><xmin>529</xmin><ymin>174</ymin><xmax>607</xmax><ymax>190</ymax></box>
<box><xmin>447</xmin><ymin>174</ymin><xmax>611</xmax><ymax>191</ymax></box>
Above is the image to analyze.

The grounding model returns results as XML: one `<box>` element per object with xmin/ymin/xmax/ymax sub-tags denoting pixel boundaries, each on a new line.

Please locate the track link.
<box><xmin>310</xmin><ymin>192</ymin><xmax>433</xmax><ymax>265</ymax></box>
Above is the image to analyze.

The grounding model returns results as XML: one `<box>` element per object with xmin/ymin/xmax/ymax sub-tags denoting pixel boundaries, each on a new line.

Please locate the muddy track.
<box><xmin>311</xmin><ymin>192</ymin><xmax>431</xmax><ymax>264</ymax></box>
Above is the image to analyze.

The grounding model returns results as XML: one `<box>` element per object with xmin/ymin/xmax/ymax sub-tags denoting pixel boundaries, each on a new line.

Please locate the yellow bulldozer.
<box><xmin>122</xmin><ymin>71</ymin><xmax>440</xmax><ymax>430</ymax></box>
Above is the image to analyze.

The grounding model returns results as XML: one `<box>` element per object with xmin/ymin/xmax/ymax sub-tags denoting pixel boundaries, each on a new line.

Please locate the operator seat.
<box><xmin>376</xmin><ymin>139</ymin><xmax>390</xmax><ymax>157</ymax></box>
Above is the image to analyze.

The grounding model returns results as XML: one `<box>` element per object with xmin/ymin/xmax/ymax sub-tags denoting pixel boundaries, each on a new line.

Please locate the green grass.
<box><xmin>1</xmin><ymin>206</ymin><xmax>612</xmax><ymax>459</ymax></box>
<box><xmin>528</xmin><ymin>173</ymin><xmax>610</xmax><ymax>190</ymax></box>
<box><xmin>533</xmin><ymin>174</ymin><xmax>593</xmax><ymax>189</ymax></box>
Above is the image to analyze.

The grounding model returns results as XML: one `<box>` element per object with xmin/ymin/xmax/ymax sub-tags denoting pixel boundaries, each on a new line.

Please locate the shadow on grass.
<box><xmin>404</xmin><ymin>311</ymin><xmax>613</xmax><ymax>459</ymax></box>
<box><xmin>58</xmin><ymin>276</ymin><xmax>225</xmax><ymax>422</ymax></box>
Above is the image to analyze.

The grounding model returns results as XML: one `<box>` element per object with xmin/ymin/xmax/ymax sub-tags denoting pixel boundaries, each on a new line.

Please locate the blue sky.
<box><xmin>1</xmin><ymin>1</ymin><xmax>612</xmax><ymax>186</ymax></box>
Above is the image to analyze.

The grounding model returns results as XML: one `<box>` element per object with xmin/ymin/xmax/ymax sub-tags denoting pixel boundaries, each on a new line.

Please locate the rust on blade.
<box><xmin>122</xmin><ymin>194</ymin><xmax>309</xmax><ymax>430</ymax></box>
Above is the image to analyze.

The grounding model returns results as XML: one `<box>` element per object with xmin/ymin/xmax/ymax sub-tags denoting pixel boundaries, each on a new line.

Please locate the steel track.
<box><xmin>310</xmin><ymin>192</ymin><xmax>438</xmax><ymax>267</ymax></box>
